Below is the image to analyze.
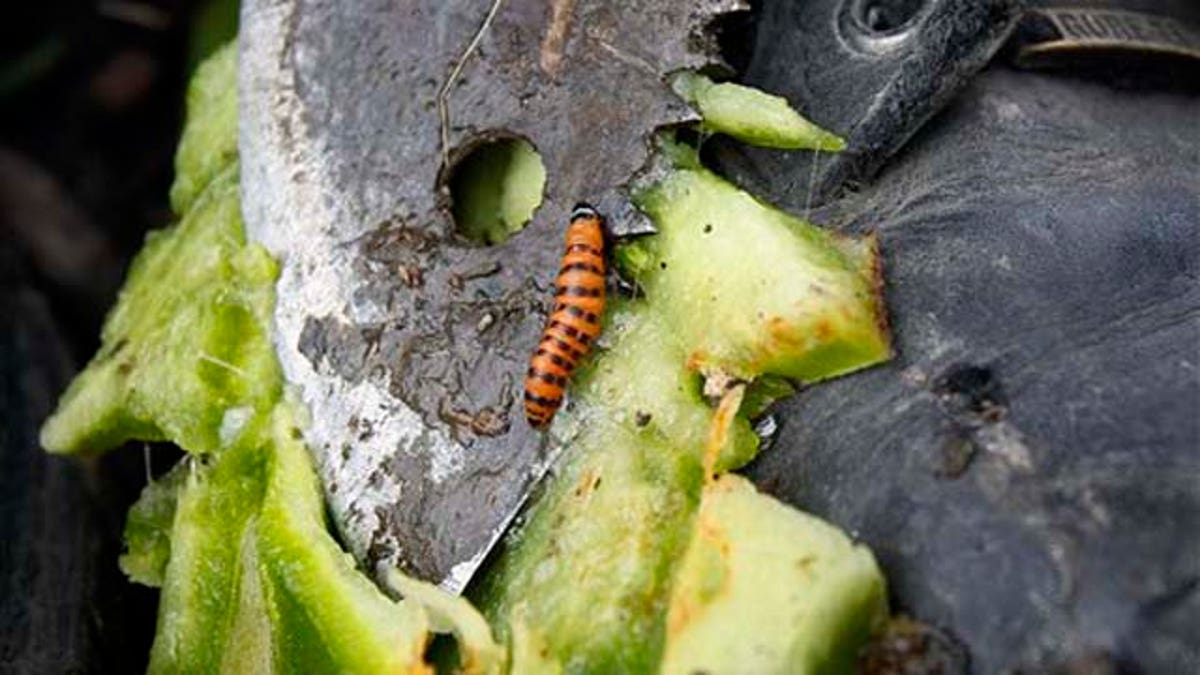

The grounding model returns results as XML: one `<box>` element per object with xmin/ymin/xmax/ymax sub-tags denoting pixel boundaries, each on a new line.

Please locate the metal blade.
<box><xmin>239</xmin><ymin>0</ymin><xmax>746</xmax><ymax>591</ymax></box>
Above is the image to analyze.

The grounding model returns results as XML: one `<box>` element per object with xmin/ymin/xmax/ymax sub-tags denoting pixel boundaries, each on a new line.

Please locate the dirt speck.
<box><xmin>935</xmin><ymin>434</ymin><xmax>976</xmax><ymax>479</ymax></box>
<box><xmin>858</xmin><ymin>616</ymin><xmax>968</xmax><ymax>675</ymax></box>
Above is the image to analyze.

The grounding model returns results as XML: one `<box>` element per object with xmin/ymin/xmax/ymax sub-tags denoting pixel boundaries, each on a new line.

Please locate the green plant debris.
<box><xmin>631</xmin><ymin>164</ymin><xmax>890</xmax><ymax>383</ymax></box>
<box><xmin>41</xmin><ymin>46</ymin><xmax>269</xmax><ymax>458</ymax></box>
<box><xmin>450</xmin><ymin>137</ymin><xmax>547</xmax><ymax>245</ymax></box>
<box><xmin>661</xmin><ymin>474</ymin><xmax>888</xmax><ymax>674</ymax></box>
<box><xmin>251</xmin><ymin>404</ymin><xmax>440</xmax><ymax>675</ymax></box>
<box><xmin>671</xmin><ymin>71</ymin><xmax>846</xmax><ymax>151</ymax></box>
<box><xmin>40</xmin><ymin>41</ymin><xmax>497</xmax><ymax>674</ymax></box>
<box><xmin>120</xmin><ymin>460</ymin><xmax>188</xmax><ymax>587</ymax></box>
<box><xmin>172</xmin><ymin>43</ymin><xmax>239</xmax><ymax>214</ymax></box>
<box><xmin>473</xmin><ymin>136</ymin><xmax>890</xmax><ymax>670</ymax></box>
<box><xmin>386</xmin><ymin>570</ymin><xmax>505</xmax><ymax>674</ymax></box>
<box><xmin>149</xmin><ymin>410</ymin><xmax>271</xmax><ymax>671</ymax></box>
<box><xmin>473</xmin><ymin>303</ymin><xmax>714</xmax><ymax>673</ymax></box>
<box><xmin>739</xmin><ymin>374</ymin><xmax>797</xmax><ymax>420</ymax></box>
<box><xmin>39</xmin><ymin>165</ymin><xmax>278</xmax><ymax>456</ymax></box>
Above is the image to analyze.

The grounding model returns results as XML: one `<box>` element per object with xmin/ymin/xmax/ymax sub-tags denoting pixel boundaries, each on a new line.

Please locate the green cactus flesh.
<box><xmin>473</xmin><ymin>145</ymin><xmax>891</xmax><ymax>672</ymax></box>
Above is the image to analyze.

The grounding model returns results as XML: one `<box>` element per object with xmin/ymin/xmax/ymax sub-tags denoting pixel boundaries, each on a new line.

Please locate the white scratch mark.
<box><xmin>199</xmin><ymin>352</ymin><xmax>247</xmax><ymax>378</ymax></box>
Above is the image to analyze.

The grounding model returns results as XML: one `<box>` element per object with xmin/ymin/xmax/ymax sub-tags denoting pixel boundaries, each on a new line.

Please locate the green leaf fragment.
<box><xmin>671</xmin><ymin>71</ymin><xmax>846</xmax><ymax>151</ymax></box>
<box><xmin>476</xmin><ymin>301</ymin><xmax>763</xmax><ymax>671</ymax></box>
<box><xmin>143</xmin><ymin>402</ymin><xmax>451</xmax><ymax>674</ymax></box>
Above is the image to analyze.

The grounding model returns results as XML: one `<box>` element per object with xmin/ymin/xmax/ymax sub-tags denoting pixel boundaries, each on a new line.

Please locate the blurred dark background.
<box><xmin>1</xmin><ymin>2</ymin><xmax>234</xmax><ymax>672</ymax></box>
<box><xmin>2</xmin><ymin>1</ymin><xmax>236</xmax><ymax>343</ymax></box>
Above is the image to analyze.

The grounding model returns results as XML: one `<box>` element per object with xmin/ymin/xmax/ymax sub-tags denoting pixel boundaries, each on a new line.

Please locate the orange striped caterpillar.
<box><xmin>524</xmin><ymin>203</ymin><xmax>606</xmax><ymax>429</ymax></box>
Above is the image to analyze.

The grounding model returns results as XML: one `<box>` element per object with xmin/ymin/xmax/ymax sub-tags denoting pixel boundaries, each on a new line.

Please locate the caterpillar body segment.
<box><xmin>524</xmin><ymin>203</ymin><xmax>607</xmax><ymax>429</ymax></box>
